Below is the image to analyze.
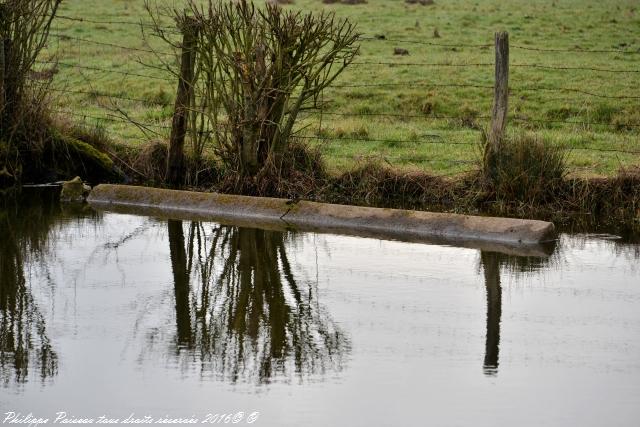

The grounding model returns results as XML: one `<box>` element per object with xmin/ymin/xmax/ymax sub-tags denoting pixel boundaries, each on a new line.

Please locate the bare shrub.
<box><xmin>147</xmin><ymin>0</ymin><xmax>359</xmax><ymax>187</ymax></box>
<box><xmin>0</xmin><ymin>0</ymin><xmax>61</xmax><ymax>182</ymax></box>
<box><xmin>0</xmin><ymin>0</ymin><xmax>60</xmax><ymax>132</ymax></box>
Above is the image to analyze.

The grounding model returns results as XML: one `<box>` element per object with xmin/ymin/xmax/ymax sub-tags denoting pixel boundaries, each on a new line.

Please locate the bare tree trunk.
<box><xmin>240</xmin><ymin>91</ymin><xmax>259</xmax><ymax>175</ymax></box>
<box><xmin>239</xmin><ymin>45</ymin><xmax>268</xmax><ymax>177</ymax></box>
<box><xmin>167</xmin><ymin>19</ymin><xmax>198</xmax><ymax>188</ymax></box>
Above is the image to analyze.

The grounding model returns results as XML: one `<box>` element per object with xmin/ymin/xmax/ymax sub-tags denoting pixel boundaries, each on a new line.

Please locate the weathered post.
<box><xmin>488</xmin><ymin>31</ymin><xmax>509</xmax><ymax>150</ymax></box>
<box><xmin>166</xmin><ymin>15</ymin><xmax>198</xmax><ymax>188</ymax></box>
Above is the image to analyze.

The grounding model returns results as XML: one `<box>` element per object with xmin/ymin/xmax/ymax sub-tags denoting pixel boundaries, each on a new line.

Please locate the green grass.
<box><xmin>40</xmin><ymin>0</ymin><xmax>640</xmax><ymax>177</ymax></box>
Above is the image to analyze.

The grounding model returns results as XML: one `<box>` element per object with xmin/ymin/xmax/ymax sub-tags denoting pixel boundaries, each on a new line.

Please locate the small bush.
<box><xmin>482</xmin><ymin>133</ymin><xmax>567</xmax><ymax>205</ymax></box>
<box><xmin>148</xmin><ymin>0</ymin><xmax>359</xmax><ymax>183</ymax></box>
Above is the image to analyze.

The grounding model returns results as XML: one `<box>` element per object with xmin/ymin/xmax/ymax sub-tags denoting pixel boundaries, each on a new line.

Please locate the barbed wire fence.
<box><xmin>26</xmin><ymin>12</ymin><xmax>640</xmax><ymax>179</ymax></box>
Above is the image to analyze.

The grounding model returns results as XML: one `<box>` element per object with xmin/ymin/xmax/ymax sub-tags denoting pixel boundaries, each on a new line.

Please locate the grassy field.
<box><xmin>41</xmin><ymin>0</ymin><xmax>640</xmax><ymax>177</ymax></box>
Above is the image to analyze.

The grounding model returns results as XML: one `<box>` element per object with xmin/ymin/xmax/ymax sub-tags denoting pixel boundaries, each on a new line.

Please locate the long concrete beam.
<box><xmin>88</xmin><ymin>184</ymin><xmax>557</xmax><ymax>256</ymax></box>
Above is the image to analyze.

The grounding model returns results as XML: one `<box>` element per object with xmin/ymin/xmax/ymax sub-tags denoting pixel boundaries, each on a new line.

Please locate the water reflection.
<box><xmin>479</xmin><ymin>246</ymin><xmax>559</xmax><ymax>377</ymax></box>
<box><xmin>164</xmin><ymin>221</ymin><xmax>350</xmax><ymax>384</ymax></box>
<box><xmin>5</xmin><ymin>190</ymin><xmax>639</xmax><ymax>396</ymax></box>
<box><xmin>481</xmin><ymin>252</ymin><xmax>501</xmax><ymax>376</ymax></box>
<box><xmin>0</xmin><ymin>190</ymin><xmax>59</xmax><ymax>386</ymax></box>
<box><xmin>168</xmin><ymin>220</ymin><xmax>193</xmax><ymax>346</ymax></box>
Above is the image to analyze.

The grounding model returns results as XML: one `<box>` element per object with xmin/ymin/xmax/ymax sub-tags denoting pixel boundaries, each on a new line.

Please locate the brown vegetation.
<box><xmin>0</xmin><ymin>0</ymin><xmax>119</xmax><ymax>185</ymax></box>
<box><xmin>110</xmin><ymin>137</ymin><xmax>637</xmax><ymax>231</ymax></box>
<box><xmin>482</xmin><ymin>133</ymin><xmax>567</xmax><ymax>205</ymax></box>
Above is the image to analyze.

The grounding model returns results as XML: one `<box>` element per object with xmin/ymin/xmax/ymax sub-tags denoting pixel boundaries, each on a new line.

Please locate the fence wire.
<box><xmin>39</xmin><ymin>13</ymin><xmax>640</xmax><ymax>173</ymax></box>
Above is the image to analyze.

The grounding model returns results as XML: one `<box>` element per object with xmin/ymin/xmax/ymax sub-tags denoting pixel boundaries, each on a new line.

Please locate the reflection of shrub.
<box><xmin>163</xmin><ymin>223</ymin><xmax>351</xmax><ymax>384</ymax></box>
<box><xmin>0</xmin><ymin>190</ymin><xmax>61</xmax><ymax>385</ymax></box>
<box><xmin>482</xmin><ymin>133</ymin><xmax>567</xmax><ymax>205</ymax></box>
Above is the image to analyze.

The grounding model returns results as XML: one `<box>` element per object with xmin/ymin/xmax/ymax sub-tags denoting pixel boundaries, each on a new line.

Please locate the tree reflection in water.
<box><xmin>166</xmin><ymin>220</ymin><xmax>350</xmax><ymax>384</ymax></box>
<box><xmin>0</xmin><ymin>190</ymin><xmax>59</xmax><ymax>386</ymax></box>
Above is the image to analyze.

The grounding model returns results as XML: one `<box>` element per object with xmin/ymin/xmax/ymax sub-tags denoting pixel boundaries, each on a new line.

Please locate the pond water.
<box><xmin>1</xmin><ymin>190</ymin><xmax>639</xmax><ymax>427</ymax></box>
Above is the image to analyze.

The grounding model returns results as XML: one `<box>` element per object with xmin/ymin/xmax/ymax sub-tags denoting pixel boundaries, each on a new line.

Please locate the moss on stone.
<box><xmin>60</xmin><ymin>176</ymin><xmax>85</xmax><ymax>203</ymax></box>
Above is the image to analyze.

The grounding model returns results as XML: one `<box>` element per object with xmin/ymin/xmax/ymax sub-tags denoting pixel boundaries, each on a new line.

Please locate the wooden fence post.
<box><xmin>166</xmin><ymin>16</ymin><xmax>198</xmax><ymax>188</ymax></box>
<box><xmin>489</xmin><ymin>31</ymin><xmax>509</xmax><ymax>150</ymax></box>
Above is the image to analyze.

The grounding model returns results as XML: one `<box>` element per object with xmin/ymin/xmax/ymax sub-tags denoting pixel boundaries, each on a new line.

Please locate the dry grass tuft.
<box><xmin>329</xmin><ymin>160</ymin><xmax>464</xmax><ymax>210</ymax></box>
<box><xmin>482</xmin><ymin>133</ymin><xmax>567</xmax><ymax>206</ymax></box>
<box><xmin>131</xmin><ymin>140</ymin><xmax>169</xmax><ymax>185</ymax></box>
<box><xmin>216</xmin><ymin>141</ymin><xmax>328</xmax><ymax>198</ymax></box>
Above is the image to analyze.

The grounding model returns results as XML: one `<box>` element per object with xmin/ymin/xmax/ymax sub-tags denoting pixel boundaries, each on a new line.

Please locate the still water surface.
<box><xmin>1</xmin><ymin>191</ymin><xmax>639</xmax><ymax>426</ymax></box>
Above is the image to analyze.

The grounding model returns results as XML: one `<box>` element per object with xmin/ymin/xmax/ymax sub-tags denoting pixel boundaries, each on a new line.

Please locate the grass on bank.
<box><xmin>36</xmin><ymin>0</ymin><xmax>640</xmax><ymax>178</ymax></box>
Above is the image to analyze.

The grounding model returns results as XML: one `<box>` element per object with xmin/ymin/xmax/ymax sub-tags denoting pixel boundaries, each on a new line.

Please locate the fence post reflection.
<box><xmin>481</xmin><ymin>251</ymin><xmax>502</xmax><ymax>376</ymax></box>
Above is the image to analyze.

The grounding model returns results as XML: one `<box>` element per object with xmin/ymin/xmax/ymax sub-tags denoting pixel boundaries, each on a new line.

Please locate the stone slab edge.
<box><xmin>88</xmin><ymin>184</ymin><xmax>557</xmax><ymax>253</ymax></box>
